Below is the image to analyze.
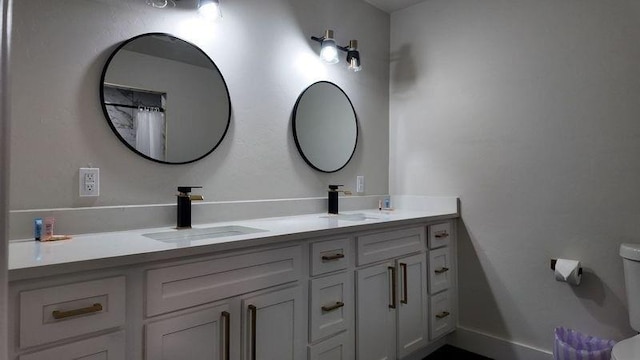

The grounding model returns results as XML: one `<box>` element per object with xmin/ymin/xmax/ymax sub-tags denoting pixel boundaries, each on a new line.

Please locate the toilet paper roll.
<box><xmin>554</xmin><ymin>259</ymin><xmax>582</xmax><ymax>286</ymax></box>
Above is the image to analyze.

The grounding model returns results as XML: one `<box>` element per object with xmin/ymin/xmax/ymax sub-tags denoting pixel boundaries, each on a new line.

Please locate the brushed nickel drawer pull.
<box><xmin>435</xmin><ymin>311</ymin><xmax>451</xmax><ymax>319</ymax></box>
<box><xmin>321</xmin><ymin>253</ymin><xmax>345</xmax><ymax>261</ymax></box>
<box><xmin>434</xmin><ymin>267</ymin><xmax>450</xmax><ymax>274</ymax></box>
<box><xmin>52</xmin><ymin>303</ymin><xmax>103</xmax><ymax>320</ymax></box>
<box><xmin>248</xmin><ymin>304</ymin><xmax>257</xmax><ymax>360</ymax></box>
<box><xmin>321</xmin><ymin>301</ymin><xmax>345</xmax><ymax>312</ymax></box>
<box><xmin>221</xmin><ymin>311</ymin><xmax>230</xmax><ymax>360</ymax></box>
<box><xmin>400</xmin><ymin>263</ymin><xmax>408</xmax><ymax>305</ymax></box>
<box><xmin>434</xmin><ymin>232</ymin><xmax>449</xmax><ymax>239</ymax></box>
<box><xmin>388</xmin><ymin>266</ymin><xmax>397</xmax><ymax>309</ymax></box>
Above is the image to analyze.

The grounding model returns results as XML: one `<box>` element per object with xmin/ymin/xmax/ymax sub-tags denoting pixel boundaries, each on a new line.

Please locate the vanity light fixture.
<box><xmin>312</xmin><ymin>30</ymin><xmax>339</xmax><ymax>64</ymax></box>
<box><xmin>346</xmin><ymin>40</ymin><xmax>361</xmax><ymax>72</ymax></box>
<box><xmin>311</xmin><ymin>30</ymin><xmax>362</xmax><ymax>72</ymax></box>
<box><xmin>198</xmin><ymin>0</ymin><xmax>222</xmax><ymax>20</ymax></box>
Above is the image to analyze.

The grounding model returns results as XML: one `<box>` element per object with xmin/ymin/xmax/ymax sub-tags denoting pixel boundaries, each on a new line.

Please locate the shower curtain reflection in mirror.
<box><xmin>135</xmin><ymin>108</ymin><xmax>166</xmax><ymax>161</ymax></box>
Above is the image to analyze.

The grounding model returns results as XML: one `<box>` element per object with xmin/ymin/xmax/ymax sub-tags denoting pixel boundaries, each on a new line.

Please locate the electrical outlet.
<box><xmin>356</xmin><ymin>176</ymin><xmax>365</xmax><ymax>193</ymax></box>
<box><xmin>79</xmin><ymin>168</ymin><xmax>100</xmax><ymax>197</ymax></box>
<box><xmin>84</xmin><ymin>172</ymin><xmax>96</xmax><ymax>183</ymax></box>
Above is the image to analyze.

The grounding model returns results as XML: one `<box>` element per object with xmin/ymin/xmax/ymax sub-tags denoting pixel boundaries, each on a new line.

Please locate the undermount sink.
<box><xmin>143</xmin><ymin>225</ymin><xmax>267</xmax><ymax>243</ymax></box>
<box><xmin>319</xmin><ymin>213</ymin><xmax>380</xmax><ymax>221</ymax></box>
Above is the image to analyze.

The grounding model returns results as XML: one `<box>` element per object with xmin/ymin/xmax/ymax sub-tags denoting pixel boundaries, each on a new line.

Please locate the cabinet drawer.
<box><xmin>19</xmin><ymin>331</ymin><xmax>125</xmax><ymax>360</ymax></box>
<box><xmin>430</xmin><ymin>291</ymin><xmax>454</xmax><ymax>340</ymax></box>
<box><xmin>308</xmin><ymin>331</ymin><xmax>351</xmax><ymax>360</ymax></box>
<box><xmin>309</xmin><ymin>272</ymin><xmax>352</xmax><ymax>342</ymax></box>
<box><xmin>428</xmin><ymin>247</ymin><xmax>452</xmax><ymax>294</ymax></box>
<box><xmin>310</xmin><ymin>238</ymin><xmax>350</xmax><ymax>276</ymax></box>
<box><xmin>19</xmin><ymin>276</ymin><xmax>126</xmax><ymax>348</ymax></box>
<box><xmin>146</xmin><ymin>245</ymin><xmax>302</xmax><ymax>316</ymax></box>
<box><xmin>356</xmin><ymin>227</ymin><xmax>424</xmax><ymax>266</ymax></box>
<box><xmin>428</xmin><ymin>222</ymin><xmax>451</xmax><ymax>249</ymax></box>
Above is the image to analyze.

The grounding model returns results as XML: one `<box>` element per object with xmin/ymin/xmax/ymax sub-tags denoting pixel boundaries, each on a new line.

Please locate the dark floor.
<box><xmin>423</xmin><ymin>345</ymin><xmax>493</xmax><ymax>360</ymax></box>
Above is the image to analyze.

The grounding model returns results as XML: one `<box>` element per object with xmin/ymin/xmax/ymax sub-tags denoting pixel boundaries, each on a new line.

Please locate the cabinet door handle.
<box><xmin>388</xmin><ymin>266</ymin><xmax>397</xmax><ymax>309</ymax></box>
<box><xmin>248</xmin><ymin>304</ymin><xmax>257</xmax><ymax>360</ymax></box>
<box><xmin>221</xmin><ymin>311</ymin><xmax>230</xmax><ymax>360</ymax></box>
<box><xmin>52</xmin><ymin>303</ymin><xmax>103</xmax><ymax>320</ymax></box>
<box><xmin>434</xmin><ymin>267</ymin><xmax>450</xmax><ymax>274</ymax></box>
<box><xmin>321</xmin><ymin>253</ymin><xmax>345</xmax><ymax>261</ymax></box>
<box><xmin>435</xmin><ymin>311</ymin><xmax>451</xmax><ymax>319</ymax></box>
<box><xmin>321</xmin><ymin>301</ymin><xmax>345</xmax><ymax>312</ymax></box>
<box><xmin>400</xmin><ymin>263</ymin><xmax>408</xmax><ymax>304</ymax></box>
<box><xmin>435</xmin><ymin>232</ymin><xmax>449</xmax><ymax>239</ymax></box>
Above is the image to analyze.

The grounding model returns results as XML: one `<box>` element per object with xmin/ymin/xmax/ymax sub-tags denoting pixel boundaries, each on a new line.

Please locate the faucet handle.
<box><xmin>328</xmin><ymin>185</ymin><xmax>344</xmax><ymax>191</ymax></box>
<box><xmin>178</xmin><ymin>186</ymin><xmax>203</xmax><ymax>194</ymax></box>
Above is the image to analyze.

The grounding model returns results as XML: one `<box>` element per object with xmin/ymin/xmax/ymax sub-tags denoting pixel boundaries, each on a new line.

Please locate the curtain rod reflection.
<box><xmin>104</xmin><ymin>103</ymin><xmax>165</xmax><ymax>113</ymax></box>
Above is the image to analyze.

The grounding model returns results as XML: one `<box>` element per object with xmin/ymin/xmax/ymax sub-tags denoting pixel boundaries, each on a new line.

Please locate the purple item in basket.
<box><xmin>554</xmin><ymin>327</ymin><xmax>616</xmax><ymax>360</ymax></box>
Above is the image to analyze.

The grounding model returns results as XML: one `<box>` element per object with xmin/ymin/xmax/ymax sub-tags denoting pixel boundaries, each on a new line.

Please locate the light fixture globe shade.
<box><xmin>199</xmin><ymin>0</ymin><xmax>222</xmax><ymax>19</ymax></box>
<box><xmin>320</xmin><ymin>40</ymin><xmax>339</xmax><ymax>64</ymax></box>
<box><xmin>348</xmin><ymin>58</ymin><xmax>362</xmax><ymax>72</ymax></box>
<box><xmin>347</xmin><ymin>50</ymin><xmax>361</xmax><ymax>72</ymax></box>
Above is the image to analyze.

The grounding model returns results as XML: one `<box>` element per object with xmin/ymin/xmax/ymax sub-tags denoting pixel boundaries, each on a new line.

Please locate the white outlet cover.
<box><xmin>79</xmin><ymin>168</ymin><xmax>100</xmax><ymax>197</ymax></box>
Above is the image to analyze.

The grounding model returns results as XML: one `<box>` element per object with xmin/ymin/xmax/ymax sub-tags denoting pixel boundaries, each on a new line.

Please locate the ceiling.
<box><xmin>363</xmin><ymin>0</ymin><xmax>426</xmax><ymax>13</ymax></box>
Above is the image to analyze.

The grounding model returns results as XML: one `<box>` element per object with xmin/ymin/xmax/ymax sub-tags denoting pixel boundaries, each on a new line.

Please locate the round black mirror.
<box><xmin>292</xmin><ymin>81</ymin><xmax>358</xmax><ymax>173</ymax></box>
<box><xmin>100</xmin><ymin>33</ymin><xmax>231</xmax><ymax>164</ymax></box>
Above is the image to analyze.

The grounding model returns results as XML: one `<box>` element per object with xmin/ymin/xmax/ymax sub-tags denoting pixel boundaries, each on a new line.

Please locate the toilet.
<box><xmin>612</xmin><ymin>244</ymin><xmax>640</xmax><ymax>359</ymax></box>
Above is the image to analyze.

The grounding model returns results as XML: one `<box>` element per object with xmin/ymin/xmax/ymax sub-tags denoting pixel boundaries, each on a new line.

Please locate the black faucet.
<box><xmin>328</xmin><ymin>185</ymin><xmax>352</xmax><ymax>214</ymax></box>
<box><xmin>177</xmin><ymin>186</ymin><xmax>204</xmax><ymax>229</ymax></box>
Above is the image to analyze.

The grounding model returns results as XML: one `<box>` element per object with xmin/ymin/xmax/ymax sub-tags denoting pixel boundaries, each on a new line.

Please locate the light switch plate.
<box><xmin>356</xmin><ymin>176</ymin><xmax>364</xmax><ymax>193</ymax></box>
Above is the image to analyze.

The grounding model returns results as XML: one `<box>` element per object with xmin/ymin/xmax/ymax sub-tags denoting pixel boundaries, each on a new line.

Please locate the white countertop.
<box><xmin>9</xmin><ymin>206</ymin><xmax>458</xmax><ymax>280</ymax></box>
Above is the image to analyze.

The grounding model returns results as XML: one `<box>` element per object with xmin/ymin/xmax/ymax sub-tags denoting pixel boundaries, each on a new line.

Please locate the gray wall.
<box><xmin>0</xmin><ymin>0</ymin><xmax>8</xmax><ymax>358</ymax></box>
<box><xmin>9</xmin><ymin>0</ymin><xmax>389</xmax><ymax>210</ymax></box>
<box><xmin>391</xmin><ymin>0</ymin><xmax>640</xmax><ymax>352</ymax></box>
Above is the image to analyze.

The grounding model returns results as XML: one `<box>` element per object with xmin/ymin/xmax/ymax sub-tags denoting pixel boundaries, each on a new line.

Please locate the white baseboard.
<box><xmin>449</xmin><ymin>326</ymin><xmax>553</xmax><ymax>360</ymax></box>
<box><xmin>404</xmin><ymin>337</ymin><xmax>448</xmax><ymax>360</ymax></box>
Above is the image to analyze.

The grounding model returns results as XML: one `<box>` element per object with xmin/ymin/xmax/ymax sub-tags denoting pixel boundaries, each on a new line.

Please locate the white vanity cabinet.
<box><xmin>146</xmin><ymin>303</ymin><xmax>231</xmax><ymax>360</ymax></box>
<box><xmin>9</xmin><ymin>275</ymin><xmax>127</xmax><ymax>360</ymax></box>
<box><xmin>8</xmin><ymin>214</ymin><xmax>458</xmax><ymax>360</ymax></box>
<box><xmin>307</xmin><ymin>236</ymin><xmax>354</xmax><ymax>360</ymax></box>
<box><xmin>354</xmin><ymin>221</ymin><xmax>457</xmax><ymax>360</ymax></box>
<box><xmin>427</xmin><ymin>222</ymin><xmax>456</xmax><ymax>340</ymax></box>
<box><xmin>240</xmin><ymin>286</ymin><xmax>304</xmax><ymax>360</ymax></box>
<box><xmin>19</xmin><ymin>332</ymin><xmax>126</xmax><ymax>360</ymax></box>
<box><xmin>144</xmin><ymin>245</ymin><xmax>305</xmax><ymax>360</ymax></box>
<box><xmin>355</xmin><ymin>227</ymin><xmax>430</xmax><ymax>360</ymax></box>
<box><xmin>146</xmin><ymin>285</ymin><xmax>304</xmax><ymax>360</ymax></box>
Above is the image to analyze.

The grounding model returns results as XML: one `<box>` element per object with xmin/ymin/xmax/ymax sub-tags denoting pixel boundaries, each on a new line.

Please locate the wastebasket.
<box><xmin>554</xmin><ymin>327</ymin><xmax>616</xmax><ymax>360</ymax></box>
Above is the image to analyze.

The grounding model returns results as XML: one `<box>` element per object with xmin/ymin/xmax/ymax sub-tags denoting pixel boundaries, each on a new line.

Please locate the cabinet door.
<box><xmin>19</xmin><ymin>332</ymin><xmax>125</xmax><ymax>360</ymax></box>
<box><xmin>356</xmin><ymin>262</ymin><xmax>396</xmax><ymax>360</ymax></box>
<box><xmin>146</xmin><ymin>304</ymin><xmax>231</xmax><ymax>360</ymax></box>
<box><xmin>396</xmin><ymin>254</ymin><xmax>428</xmax><ymax>358</ymax></box>
<box><xmin>241</xmin><ymin>286</ymin><xmax>303</xmax><ymax>360</ymax></box>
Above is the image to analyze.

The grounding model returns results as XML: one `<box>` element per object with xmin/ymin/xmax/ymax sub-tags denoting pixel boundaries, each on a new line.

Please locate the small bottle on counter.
<box><xmin>34</xmin><ymin>218</ymin><xmax>43</xmax><ymax>241</ymax></box>
<box><xmin>383</xmin><ymin>197</ymin><xmax>391</xmax><ymax>209</ymax></box>
<box><xmin>44</xmin><ymin>217</ymin><xmax>55</xmax><ymax>241</ymax></box>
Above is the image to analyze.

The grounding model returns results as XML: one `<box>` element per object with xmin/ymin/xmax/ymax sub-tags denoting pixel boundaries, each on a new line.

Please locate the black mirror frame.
<box><xmin>292</xmin><ymin>81</ymin><xmax>359</xmax><ymax>173</ymax></box>
<box><xmin>99</xmin><ymin>32</ymin><xmax>232</xmax><ymax>165</ymax></box>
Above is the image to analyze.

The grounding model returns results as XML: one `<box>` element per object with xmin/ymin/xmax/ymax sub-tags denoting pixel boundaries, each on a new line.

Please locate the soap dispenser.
<box><xmin>177</xmin><ymin>186</ymin><xmax>204</xmax><ymax>229</ymax></box>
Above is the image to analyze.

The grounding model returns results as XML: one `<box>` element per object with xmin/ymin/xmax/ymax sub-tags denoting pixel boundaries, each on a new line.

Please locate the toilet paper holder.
<box><xmin>550</xmin><ymin>259</ymin><xmax>583</xmax><ymax>276</ymax></box>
